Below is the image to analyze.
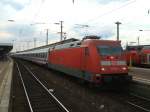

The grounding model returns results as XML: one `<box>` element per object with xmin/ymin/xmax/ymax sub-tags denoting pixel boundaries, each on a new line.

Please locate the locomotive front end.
<box><xmin>93</xmin><ymin>40</ymin><xmax>132</xmax><ymax>83</ymax></box>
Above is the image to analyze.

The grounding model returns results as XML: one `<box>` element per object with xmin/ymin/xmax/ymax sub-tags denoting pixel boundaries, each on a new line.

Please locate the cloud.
<box><xmin>0</xmin><ymin>32</ymin><xmax>12</xmax><ymax>38</ymax></box>
<box><xmin>96</xmin><ymin>0</ymin><xmax>129</xmax><ymax>4</ymax></box>
<box><xmin>1</xmin><ymin>0</ymin><xmax>150</xmax><ymax>51</ymax></box>
<box><xmin>0</xmin><ymin>0</ymin><xmax>29</xmax><ymax>10</ymax></box>
<box><xmin>2</xmin><ymin>23</ymin><xmax>36</xmax><ymax>45</ymax></box>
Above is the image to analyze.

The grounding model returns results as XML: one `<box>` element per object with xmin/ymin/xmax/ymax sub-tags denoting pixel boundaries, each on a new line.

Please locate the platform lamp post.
<box><xmin>138</xmin><ymin>29</ymin><xmax>144</xmax><ymax>46</ymax></box>
<box><xmin>74</xmin><ymin>24</ymin><xmax>89</xmax><ymax>37</ymax></box>
<box><xmin>8</xmin><ymin>20</ymin><xmax>16</xmax><ymax>52</ymax></box>
<box><xmin>30</xmin><ymin>22</ymin><xmax>49</xmax><ymax>45</ymax></box>
<box><xmin>8</xmin><ymin>20</ymin><xmax>15</xmax><ymax>22</ymax></box>
<box><xmin>129</xmin><ymin>42</ymin><xmax>136</xmax><ymax>68</ymax></box>
<box><xmin>54</xmin><ymin>21</ymin><xmax>64</xmax><ymax>41</ymax></box>
<box><xmin>115</xmin><ymin>21</ymin><xmax>122</xmax><ymax>41</ymax></box>
<box><xmin>45</xmin><ymin>29</ymin><xmax>49</xmax><ymax>45</ymax></box>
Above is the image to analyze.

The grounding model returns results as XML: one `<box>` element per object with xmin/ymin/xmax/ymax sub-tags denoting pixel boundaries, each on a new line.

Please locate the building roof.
<box><xmin>0</xmin><ymin>43</ymin><xmax>13</xmax><ymax>56</ymax></box>
<box><xmin>126</xmin><ymin>45</ymin><xmax>150</xmax><ymax>51</ymax></box>
<box><xmin>0</xmin><ymin>43</ymin><xmax>13</xmax><ymax>46</ymax></box>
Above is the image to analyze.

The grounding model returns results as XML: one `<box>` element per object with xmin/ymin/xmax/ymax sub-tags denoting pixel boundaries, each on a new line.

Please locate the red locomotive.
<box><xmin>140</xmin><ymin>46</ymin><xmax>150</xmax><ymax>65</ymax></box>
<box><xmin>15</xmin><ymin>36</ymin><xmax>131</xmax><ymax>84</ymax></box>
<box><xmin>125</xmin><ymin>46</ymin><xmax>141</xmax><ymax>65</ymax></box>
<box><xmin>125</xmin><ymin>45</ymin><xmax>150</xmax><ymax>66</ymax></box>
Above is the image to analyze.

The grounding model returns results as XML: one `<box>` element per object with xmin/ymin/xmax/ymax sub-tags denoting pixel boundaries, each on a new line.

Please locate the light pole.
<box><xmin>45</xmin><ymin>29</ymin><xmax>48</xmax><ymax>45</ymax></box>
<box><xmin>8</xmin><ymin>20</ymin><xmax>15</xmax><ymax>22</ymax></box>
<box><xmin>138</xmin><ymin>29</ymin><xmax>144</xmax><ymax>46</ymax></box>
<box><xmin>33</xmin><ymin>38</ymin><xmax>36</xmax><ymax>48</ymax></box>
<box><xmin>30</xmin><ymin>22</ymin><xmax>49</xmax><ymax>45</ymax></box>
<box><xmin>115</xmin><ymin>21</ymin><xmax>122</xmax><ymax>41</ymax></box>
<box><xmin>74</xmin><ymin>24</ymin><xmax>89</xmax><ymax>36</ymax></box>
<box><xmin>54</xmin><ymin>21</ymin><xmax>64</xmax><ymax>41</ymax></box>
<box><xmin>8</xmin><ymin>20</ymin><xmax>16</xmax><ymax>51</ymax></box>
<box><xmin>139</xmin><ymin>29</ymin><xmax>150</xmax><ymax>46</ymax></box>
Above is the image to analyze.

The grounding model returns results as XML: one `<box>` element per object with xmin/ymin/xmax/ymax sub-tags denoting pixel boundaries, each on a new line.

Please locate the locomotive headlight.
<box><xmin>101</xmin><ymin>67</ymin><xmax>105</xmax><ymax>71</ymax></box>
<box><xmin>122</xmin><ymin>67</ymin><xmax>127</xmax><ymax>70</ymax></box>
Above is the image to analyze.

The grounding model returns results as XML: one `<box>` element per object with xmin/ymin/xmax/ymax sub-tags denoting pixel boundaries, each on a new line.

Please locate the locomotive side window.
<box><xmin>97</xmin><ymin>45</ymin><xmax>122</xmax><ymax>56</ymax></box>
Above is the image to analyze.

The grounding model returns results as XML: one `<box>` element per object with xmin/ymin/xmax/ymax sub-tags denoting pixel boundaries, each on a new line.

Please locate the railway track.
<box><xmin>14</xmin><ymin>59</ymin><xmax>150</xmax><ymax>112</ymax></box>
<box><xmin>126</xmin><ymin>93</ymin><xmax>150</xmax><ymax>112</ymax></box>
<box><xmin>16</xmin><ymin>62</ymin><xmax>69</xmax><ymax>112</ymax></box>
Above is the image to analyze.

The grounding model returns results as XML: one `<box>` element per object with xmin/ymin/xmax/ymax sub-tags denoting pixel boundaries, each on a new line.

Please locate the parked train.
<box><xmin>125</xmin><ymin>45</ymin><xmax>150</xmax><ymax>66</ymax></box>
<box><xmin>14</xmin><ymin>36</ymin><xmax>131</xmax><ymax>84</ymax></box>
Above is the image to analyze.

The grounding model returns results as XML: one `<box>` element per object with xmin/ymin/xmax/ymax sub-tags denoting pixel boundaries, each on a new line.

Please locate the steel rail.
<box><xmin>127</xmin><ymin>101</ymin><xmax>150</xmax><ymax>112</ymax></box>
<box><xmin>132</xmin><ymin>75</ymin><xmax>150</xmax><ymax>84</ymax></box>
<box><xmin>130</xmin><ymin>93</ymin><xmax>150</xmax><ymax>102</ymax></box>
<box><xmin>16</xmin><ymin>62</ymin><xmax>34</xmax><ymax>112</ymax></box>
<box><xmin>23</xmin><ymin>63</ymin><xmax>70</xmax><ymax>112</ymax></box>
<box><xmin>126</xmin><ymin>93</ymin><xmax>150</xmax><ymax>112</ymax></box>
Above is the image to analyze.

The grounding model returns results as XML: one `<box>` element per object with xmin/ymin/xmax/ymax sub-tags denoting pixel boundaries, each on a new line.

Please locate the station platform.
<box><xmin>0</xmin><ymin>58</ymin><xmax>13</xmax><ymax>112</ymax></box>
<box><xmin>129</xmin><ymin>67</ymin><xmax>150</xmax><ymax>84</ymax></box>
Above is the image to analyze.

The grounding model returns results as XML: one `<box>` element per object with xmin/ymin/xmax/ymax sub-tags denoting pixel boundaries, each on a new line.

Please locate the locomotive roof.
<box><xmin>18</xmin><ymin>38</ymin><xmax>79</xmax><ymax>53</ymax></box>
<box><xmin>15</xmin><ymin>37</ymin><xmax>122</xmax><ymax>55</ymax></box>
<box><xmin>0</xmin><ymin>43</ymin><xmax>13</xmax><ymax>56</ymax></box>
<box><xmin>82</xmin><ymin>39</ymin><xmax>121</xmax><ymax>45</ymax></box>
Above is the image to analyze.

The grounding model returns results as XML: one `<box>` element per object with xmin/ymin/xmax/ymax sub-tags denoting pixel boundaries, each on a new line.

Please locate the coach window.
<box><xmin>77</xmin><ymin>42</ymin><xmax>81</xmax><ymax>46</ymax></box>
<box><xmin>43</xmin><ymin>53</ymin><xmax>45</xmax><ymax>58</ymax></box>
<box><xmin>70</xmin><ymin>44</ymin><xmax>74</xmax><ymax>47</ymax></box>
<box><xmin>45</xmin><ymin>53</ymin><xmax>47</xmax><ymax>58</ymax></box>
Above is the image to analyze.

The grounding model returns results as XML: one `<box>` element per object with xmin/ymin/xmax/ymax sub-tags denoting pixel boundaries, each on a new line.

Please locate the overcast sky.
<box><xmin>0</xmin><ymin>0</ymin><xmax>150</xmax><ymax>51</ymax></box>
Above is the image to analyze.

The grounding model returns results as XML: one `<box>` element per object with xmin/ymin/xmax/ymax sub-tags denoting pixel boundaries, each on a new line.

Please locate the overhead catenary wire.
<box><xmin>84</xmin><ymin>0</ymin><xmax>136</xmax><ymax>24</ymax></box>
<box><xmin>71</xmin><ymin>0</ymin><xmax>137</xmax><ymax>36</ymax></box>
<box><xmin>32</xmin><ymin>0</ymin><xmax>45</xmax><ymax>23</ymax></box>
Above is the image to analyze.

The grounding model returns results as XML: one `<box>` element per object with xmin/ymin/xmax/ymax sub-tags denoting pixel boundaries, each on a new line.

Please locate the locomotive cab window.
<box><xmin>97</xmin><ymin>45</ymin><xmax>123</xmax><ymax>56</ymax></box>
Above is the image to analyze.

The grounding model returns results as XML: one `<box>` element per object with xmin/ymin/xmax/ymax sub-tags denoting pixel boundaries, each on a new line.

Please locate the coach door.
<box><xmin>141</xmin><ymin>54</ymin><xmax>147</xmax><ymax>64</ymax></box>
